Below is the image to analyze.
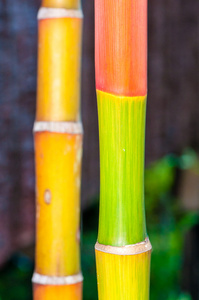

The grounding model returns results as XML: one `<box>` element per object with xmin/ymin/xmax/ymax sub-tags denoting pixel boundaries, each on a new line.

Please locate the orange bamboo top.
<box><xmin>95</xmin><ymin>0</ymin><xmax>147</xmax><ymax>97</ymax></box>
<box><xmin>42</xmin><ymin>0</ymin><xmax>80</xmax><ymax>9</ymax></box>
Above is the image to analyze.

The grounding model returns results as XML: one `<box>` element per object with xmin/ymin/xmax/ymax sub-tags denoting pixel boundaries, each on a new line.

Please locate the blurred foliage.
<box><xmin>0</xmin><ymin>150</ymin><xmax>199</xmax><ymax>300</ymax></box>
<box><xmin>145</xmin><ymin>152</ymin><xmax>199</xmax><ymax>300</ymax></box>
<box><xmin>0</xmin><ymin>255</ymin><xmax>33</xmax><ymax>300</ymax></box>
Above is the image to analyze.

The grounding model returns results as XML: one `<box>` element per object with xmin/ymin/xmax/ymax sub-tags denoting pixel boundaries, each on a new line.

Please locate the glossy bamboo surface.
<box><xmin>37</xmin><ymin>17</ymin><xmax>82</xmax><ymax>122</ymax></box>
<box><xmin>95</xmin><ymin>249</ymin><xmax>151</xmax><ymax>300</ymax></box>
<box><xmin>95</xmin><ymin>0</ymin><xmax>147</xmax><ymax>96</ymax></box>
<box><xmin>95</xmin><ymin>0</ymin><xmax>150</xmax><ymax>298</ymax></box>
<box><xmin>33</xmin><ymin>0</ymin><xmax>83</xmax><ymax>297</ymax></box>
<box><xmin>33</xmin><ymin>282</ymin><xmax>82</xmax><ymax>300</ymax></box>
<box><xmin>97</xmin><ymin>90</ymin><xmax>147</xmax><ymax>246</ymax></box>
<box><xmin>35</xmin><ymin>131</ymin><xmax>82</xmax><ymax>276</ymax></box>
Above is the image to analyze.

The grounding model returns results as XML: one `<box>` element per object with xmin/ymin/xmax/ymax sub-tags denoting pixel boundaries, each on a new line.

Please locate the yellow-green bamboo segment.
<box><xmin>95</xmin><ymin>0</ymin><xmax>151</xmax><ymax>299</ymax></box>
<box><xmin>32</xmin><ymin>0</ymin><xmax>83</xmax><ymax>299</ymax></box>
<box><xmin>96</xmin><ymin>242</ymin><xmax>151</xmax><ymax>300</ymax></box>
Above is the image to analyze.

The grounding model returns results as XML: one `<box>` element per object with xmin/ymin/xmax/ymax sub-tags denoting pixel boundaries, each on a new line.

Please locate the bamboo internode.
<box><xmin>97</xmin><ymin>91</ymin><xmax>147</xmax><ymax>246</ymax></box>
<box><xmin>35</xmin><ymin>131</ymin><xmax>82</xmax><ymax>276</ymax></box>
<box><xmin>95</xmin><ymin>0</ymin><xmax>147</xmax><ymax>96</ymax></box>
<box><xmin>42</xmin><ymin>0</ymin><xmax>80</xmax><ymax>9</ymax></box>
<box><xmin>95</xmin><ymin>249</ymin><xmax>151</xmax><ymax>300</ymax></box>
<box><xmin>95</xmin><ymin>0</ymin><xmax>151</xmax><ymax>299</ymax></box>
<box><xmin>36</xmin><ymin>10</ymin><xmax>82</xmax><ymax>122</ymax></box>
<box><xmin>33</xmin><ymin>282</ymin><xmax>82</xmax><ymax>300</ymax></box>
<box><xmin>33</xmin><ymin>0</ymin><xmax>83</xmax><ymax>299</ymax></box>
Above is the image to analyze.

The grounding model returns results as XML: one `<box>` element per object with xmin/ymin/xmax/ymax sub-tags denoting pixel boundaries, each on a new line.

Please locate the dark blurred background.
<box><xmin>0</xmin><ymin>0</ymin><xmax>199</xmax><ymax>299</ymax></box>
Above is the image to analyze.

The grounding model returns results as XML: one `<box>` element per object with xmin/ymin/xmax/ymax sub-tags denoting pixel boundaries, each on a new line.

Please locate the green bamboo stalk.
<box><xmin>97</xmin><ymin>93</ymin><xmax>147</xmax><ymax>246</ymax></box>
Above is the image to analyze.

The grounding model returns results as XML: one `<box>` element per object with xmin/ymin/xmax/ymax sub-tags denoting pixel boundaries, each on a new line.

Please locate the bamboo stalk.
<box><xmin>95</xmin><ymin>0</ymin><xmax>151</xmax><ymax>299</ymax></box>
<box><xmin>32</xmin><ymin>0</ymin><xmax>83</xmax><ymax>299</ymax></box>
<box><xmin>42</xmin><ymin>0</ymin><xmax>80</xmax><ymax>9</ymax></box>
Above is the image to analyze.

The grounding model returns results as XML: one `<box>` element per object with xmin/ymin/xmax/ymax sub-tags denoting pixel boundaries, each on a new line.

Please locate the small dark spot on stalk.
<box><xmin>44</xmin><ymin>189</ymin><xmax>51</xmax><ymax>205</ymax></box>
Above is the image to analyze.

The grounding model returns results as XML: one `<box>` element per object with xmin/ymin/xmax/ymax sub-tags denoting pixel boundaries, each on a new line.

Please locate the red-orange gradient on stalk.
<box><xmin>95</xmin><ymin>0</ymin><xmax>147</xmax><ymax>96</ymax></box>
<box><xmin>33</xmin><ymin>282</ymin><xmax>82</xmax><ymax>300</ymax></box>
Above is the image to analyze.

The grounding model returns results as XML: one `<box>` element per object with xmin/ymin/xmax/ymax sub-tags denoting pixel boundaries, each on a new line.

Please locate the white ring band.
<box><xmin>38</xmin><ymin>7</ymin><xmax>83</xmax><ymax>20</ymax></box>
<box><xmin>33</xmin><ymin>121</ymin><xmax>83</xmax><ymax>134</ymax></box>
<box><xmin>95</xmin><ymin>238</ymin><xmax>152</xmax><ymax>256</ymax></box>
<box><xmin>32</xmin><ymin>272</ymin><xmax>83</xmax><ymax>285</ymax></box>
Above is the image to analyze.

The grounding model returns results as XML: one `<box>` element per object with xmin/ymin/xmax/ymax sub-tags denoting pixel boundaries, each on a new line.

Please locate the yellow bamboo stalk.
<box><xmin>95</xmin><ymin>240</ymin><xmax>151</xmax><ymax>300</ymax></box>
<box><xmin>36</xmin><ymin>10</ymin><xmax>82</xmax><ymax>121</ymax></box>
<box><xmin>34</xmin><ymin>282</ymin><xmax>82</xmax><ymax>299</ymax></box>
<box><xmin>42</xmin><ymin>0</ymin><xmax>80</xmax><ymax>9</ymax></box>
<box><xmin>32</xmin><ymin>0</ymin><xmax>83</xmax><ymax>299</ymax></box>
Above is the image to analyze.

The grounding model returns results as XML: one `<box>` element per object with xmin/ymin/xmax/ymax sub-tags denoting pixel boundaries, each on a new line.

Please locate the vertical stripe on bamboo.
<box><xmin>97</xmin><ymin>91</ymin><xmax>147</xmax><ymax>246</ymax></box>
<box><xmin>95</xmin><ymin>250</ymin><xmax>151</xmax><ymax>300</ymax></box>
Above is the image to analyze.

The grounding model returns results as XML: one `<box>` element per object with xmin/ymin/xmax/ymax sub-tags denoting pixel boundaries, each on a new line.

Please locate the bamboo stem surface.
<box><xmin>42</xmin><ymin>0</ymin><xmax>80</xmax><ymax>9</ymax></box>
<box><xmin>97</xmin><ymin>91</ymin><xmax>147</xmax><ymax>246</ymax></box>
<box><xmin>95</xmin><ymin>0</ymin><xmax>151</xmax><ymax>299</ymax></box>
<box><xmin>33</xmin><ymin>0</ymin><xmax>83</xmax><ymax>298</ymax></box>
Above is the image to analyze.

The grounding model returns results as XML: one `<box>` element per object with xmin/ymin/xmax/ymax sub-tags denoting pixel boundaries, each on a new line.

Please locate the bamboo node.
<box><xmin>95</xmin><ymin>238</ymin><xmax>152</xmax><ymax>256</ymax></box>
<box><xmin>33</xmin><ymin>121</ymin><xmax>83</xmax><ymax>134</ymax></box>
<box><xmin>38</xmin><ymin>7</ymin><xmax>83</xmax><ymax>20</ymax></box>
<box><xmin>32</xmin><ymin>272</ymin><xmax>83</xmax><ymax>285</ymax></box>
